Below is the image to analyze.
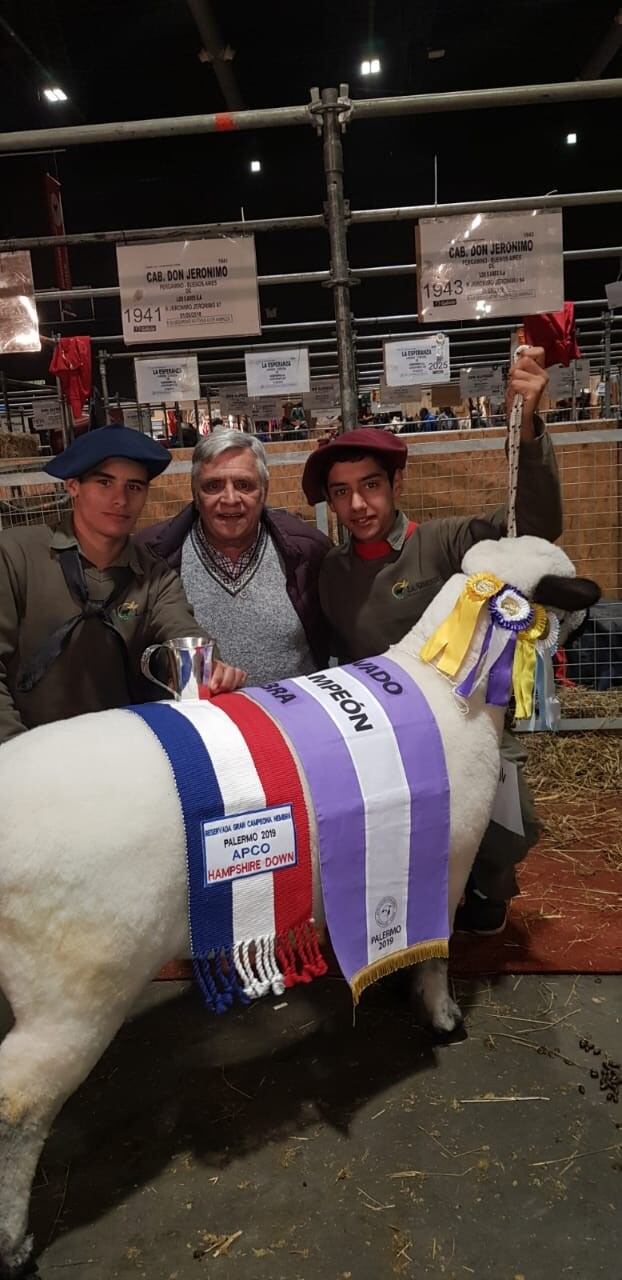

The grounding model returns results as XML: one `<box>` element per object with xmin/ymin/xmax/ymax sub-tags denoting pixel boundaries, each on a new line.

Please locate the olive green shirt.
<box><xmin>0</xmin><ymin>515</ymin><xmax>203</xmax><ymax>744</ymax></box>
<box><xmin>319</xmin><ymin>426</ymin><xmax>563</xmax><ymax>661</ymax></box>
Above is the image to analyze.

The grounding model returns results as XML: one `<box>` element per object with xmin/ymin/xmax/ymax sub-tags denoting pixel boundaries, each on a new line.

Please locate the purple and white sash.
<box><xmin>246</xmin><ymin>656</ymin><xmax>450</xmax><ymax>1002</ymax></box>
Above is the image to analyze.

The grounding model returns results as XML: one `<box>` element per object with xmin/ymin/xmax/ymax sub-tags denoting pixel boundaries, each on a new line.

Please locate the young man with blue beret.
<box><xmin>0</xmin><ymin>426</ymin><xmax>245</xmax><ymax>745</ymax></box>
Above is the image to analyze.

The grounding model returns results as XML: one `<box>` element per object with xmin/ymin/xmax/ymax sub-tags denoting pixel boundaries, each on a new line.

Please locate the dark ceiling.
<box><xmin>0</xmin><ymin>0</ymin><xmax>621</xmax><ymax>388</ymax></box>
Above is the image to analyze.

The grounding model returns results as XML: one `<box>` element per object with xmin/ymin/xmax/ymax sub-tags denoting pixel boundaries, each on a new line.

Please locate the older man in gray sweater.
<box><xmin>138</xmin><ymin>431</ymin><xmax>331</xmax><ymax>685</ymax></box>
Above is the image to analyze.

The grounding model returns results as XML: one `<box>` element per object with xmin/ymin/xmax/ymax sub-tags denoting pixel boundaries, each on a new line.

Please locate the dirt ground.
<box><xmin>20</xmin><ymin>971</ymin><xmax>622</xmax><ymax>1279</ymax></box>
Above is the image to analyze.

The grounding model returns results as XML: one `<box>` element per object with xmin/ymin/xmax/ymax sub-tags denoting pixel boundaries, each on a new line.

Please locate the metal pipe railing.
<box><xmin>31</xmin><ymin>245</ymin><xmax>622</xmax><ymax>301</ymax></box>
<box><xmin>0</xmin><ymin>101</ymin><xmax>313</xmax><ymax>153</ymax></box>
<box><xmin>0</xmin><ymin>77</ymin><xmax>619</xmax><ymax>156</ymax></box>
<box><xmin>0</xmin><ymin>211</ymin><xmax>324</xmax><ymax>253</ymax></box>
<box><xmin>350</xmin><ymin>191</ymin><xmax>622</xmax><ymax>226</ymax></box>
<box><xmin>349</xmin><ymin>78</ymin><xmax>622</xmax><ymax>120</ymax></box>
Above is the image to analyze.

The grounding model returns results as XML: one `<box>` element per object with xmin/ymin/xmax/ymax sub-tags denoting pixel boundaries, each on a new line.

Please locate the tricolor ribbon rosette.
<box><xmin>522</xmin><ymin>609</ymin><xmax>561</xmax><ymax>730</ymax></box>
<box><xmin>419</xmin><ymin>572</ymin><xmax>504</xmax><ymax>677</ymax></box>
<box><xmin>455</xmin><ymin>584</ymin><xmax>535</xmax><ymax>707</ymax></box>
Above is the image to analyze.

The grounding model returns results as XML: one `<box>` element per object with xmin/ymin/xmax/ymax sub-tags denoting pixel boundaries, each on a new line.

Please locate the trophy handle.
<box><xmin>140</xmin><ymin>645</ymin><xmax>180</xmax><ymax>700</ymax></box>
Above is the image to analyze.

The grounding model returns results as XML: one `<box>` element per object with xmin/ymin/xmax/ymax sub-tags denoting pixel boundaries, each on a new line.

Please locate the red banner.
<box><xmin>44</xmin><ymin>174</ymin><xmax>72</xmax><ymax>291</ymax></box>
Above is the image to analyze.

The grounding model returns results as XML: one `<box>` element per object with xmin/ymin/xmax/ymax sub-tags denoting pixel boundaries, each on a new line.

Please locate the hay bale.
<box><xmin>0</xmin><ymin>431</ymin><xmax>40</xmax><ymax>460</ymax></box>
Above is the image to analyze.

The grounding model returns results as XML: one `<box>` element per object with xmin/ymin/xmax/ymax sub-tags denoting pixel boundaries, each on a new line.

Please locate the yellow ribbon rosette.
<box><xmin>511</xmin><ymin>604</ymin><xmax>550</xmax><ymax>720</ymax></box>
<box><xmin>420</xmin><ymin>572</ymin><xmax>504</xmax><ymax>677</ymax></box>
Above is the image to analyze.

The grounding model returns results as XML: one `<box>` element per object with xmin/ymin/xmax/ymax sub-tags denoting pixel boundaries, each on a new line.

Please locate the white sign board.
<box><xmin>202</xmin><ymin>804</ymin><xmax>297</xmax><ymax>885</ymax></box>
<box><xmin>134</xmin><ymin>356</ymin><xmax>200</xmax><ymax>405</ymax></box>
<box><xmin>245</xmin><ymin>347</ymin><xmax>310</xmax><ymax>397</ymax></box>
<box><xmin>218</xmin><ymin>382</ymin><xmax>251</xmax><ymax>417</ymax></box>
<box><xmin>384</xmin><ymin>334</ymin><xmax>450</xmax><ymax>386</ymax></box>
<box><xmin>122</xmin><ymin>407</ymin><xmax>151</xmax><ymax>432</ymax></box>
<box><xmin>372</xmin><ymin>402</ymin><xmax>403</xmax><ymax>415</ymax></box>
<box><xmin>547</xmin><ymin>359</ymin><xmax>591</xmax><ymax>400</ymax></box>
<box><xmin>417</xmin><ymin>209</ymin><xmax>564</xmax><ymax>323</ymax></box>
<box><xmin>0</xmin><ymin>250</ymin><xmax>40</xmax><ymax>354</ymax></box>
<box><xmin>117</xmin><ymin>237</ymin><xmax>261</xmax><ymax>344</ymax></box>
<box><xmin>304</xmin><ymin>378</ymin><xmax>341</xmax><ymax>413</ymax></box>
<box><xmin>251</xmin><ymin>397</ymin><xmax>281</xmax><ymax>419</ymax></box>
<box><xmin>31</xmin><ymin>398</ymin><xmax>63</xmax><ymax>432</ymax></box>
<box><xmin>459</xmin><ymin>365</ymin><xmax>505</xmax><ymax>399</ymax></box>
<box><xmin>605</xmin><ymin>281</ymin><xmax>622</xmax><ymax>310</ymax></box>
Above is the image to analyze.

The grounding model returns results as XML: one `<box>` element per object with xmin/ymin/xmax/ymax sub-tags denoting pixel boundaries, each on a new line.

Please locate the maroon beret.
<box><xmin>302</xmin><ymin>428</ymin><xmax>408</xmax><ymax>505</ymax></box>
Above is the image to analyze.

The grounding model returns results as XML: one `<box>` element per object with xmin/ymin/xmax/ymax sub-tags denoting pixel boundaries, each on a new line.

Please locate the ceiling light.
<box><xmin>360</xmin><ymin>57</ymin><xmax>380</xmax><ymax>75</ymax></box>
<box><xmin>250</xmin><ymin>159</ymin><xmax>261</xmax><ymax>173</ymax></box>
<box><xmin>428</xmin><ymin>49</ymin><xmax>445</xmax><ymax>60</ymax></box>
<box><xmin>360</xmin><ymin>60</ymin><xmax>371</xmax><ymax>75</ymax></box>
<box><xmin>43</xmin><ymin>87</ymin><xmax>68</xmax><ymax>103</ymax></box>
<box><xmin>566</xmin><ymin>132</ymin><xmax>577</xmax><ymax>145</ymax></box>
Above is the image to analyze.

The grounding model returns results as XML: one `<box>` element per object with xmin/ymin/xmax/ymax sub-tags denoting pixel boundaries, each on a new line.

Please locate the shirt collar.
<box><xmin>51</xmin><ymin>514</ymin><xmax>144</xmax><ymax>575</ymax></box>
<box><xmin>386</xmin><ymin>510</ymin><xmax>410</xmax><ymax>551</ymax></box>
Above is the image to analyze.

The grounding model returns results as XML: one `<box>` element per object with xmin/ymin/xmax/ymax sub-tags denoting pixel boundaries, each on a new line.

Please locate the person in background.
<box><xmin>137</xmin><ymin>430</ymin><xmax>331</xmax><ymax>687</ymax></box>
<box><xmin>301</xmin><ymin>348</ymin><xmax>561</xmax><ymax>936</ymax></box>
<box><xmin>0</xmin><ymin>427</ymin><xmax>246</xmax><ymax>746</ymax></box>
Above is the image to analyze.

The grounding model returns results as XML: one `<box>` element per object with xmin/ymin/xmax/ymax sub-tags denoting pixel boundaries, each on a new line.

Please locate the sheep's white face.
<box><xmin>461</xmin><ymin>535</ymin><xmax>600</xmax><ymax>650</ymax></box>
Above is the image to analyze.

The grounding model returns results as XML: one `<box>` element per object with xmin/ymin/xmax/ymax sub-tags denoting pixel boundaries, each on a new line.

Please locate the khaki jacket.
<box><xmin>319</xmin><ymin>425</ymin><xmax>564</xmax><ymax>661</ymax></box>
<box><xmin>0</xmin><ymin>516</ymin><xmax>202</xmax><ymax>744</ymax></box>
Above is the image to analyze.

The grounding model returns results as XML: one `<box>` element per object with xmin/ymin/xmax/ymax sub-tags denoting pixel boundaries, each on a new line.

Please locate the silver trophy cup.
<box><xmin>141</xmin><ymin>635</ymin><xmax>214</xmax><ymax>701</ymax></box>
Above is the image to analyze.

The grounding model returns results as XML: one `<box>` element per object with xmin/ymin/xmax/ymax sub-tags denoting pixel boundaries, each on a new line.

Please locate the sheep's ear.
<box><xmin>533</xmin><ymin>575</ymin><xmax>601</xmax><ymax>611</ymax></box>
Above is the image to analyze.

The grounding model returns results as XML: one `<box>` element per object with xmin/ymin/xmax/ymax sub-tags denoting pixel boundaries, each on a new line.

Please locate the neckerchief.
<box><xmin>17</xmin><ymin>546</ymin><xmax>133</xmax><ymax>692</ymax></box>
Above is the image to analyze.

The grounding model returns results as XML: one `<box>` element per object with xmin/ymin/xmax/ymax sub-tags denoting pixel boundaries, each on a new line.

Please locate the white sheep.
<box><xmin>0</xmin><ymin>535</ymin><xmax>600</xmax><ymax>1279</ymax></box>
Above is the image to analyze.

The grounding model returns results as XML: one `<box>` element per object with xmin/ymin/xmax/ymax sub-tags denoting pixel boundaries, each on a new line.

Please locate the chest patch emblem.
<box><xmin>117</xmin><ymin>600</ymin><xmax>140</xmax><ymax>620</ymax></box>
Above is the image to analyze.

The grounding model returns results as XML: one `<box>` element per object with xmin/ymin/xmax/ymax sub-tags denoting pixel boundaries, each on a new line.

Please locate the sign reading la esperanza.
<box><xmin>116</xmin><ymin>237</ymin><xmax>261</xmax><ymax>344</ymax></box>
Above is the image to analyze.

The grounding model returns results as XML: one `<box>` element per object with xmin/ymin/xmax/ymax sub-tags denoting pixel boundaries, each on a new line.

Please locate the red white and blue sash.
<box><xmin>126</xmin><ymin>698</ymin><xmax>324</xmax><ymax>1013</ymax></box>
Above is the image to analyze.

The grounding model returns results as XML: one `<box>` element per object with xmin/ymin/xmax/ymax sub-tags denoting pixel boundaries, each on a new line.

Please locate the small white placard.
<box><xmin>605</xmin><ymin>281</ymin><xmax>622</xmax><ymax>309</ymax></box>
<box><xmin>116</xmin><ymin>236</ymin><xmax>261</xmax><ymax>344</ymax></box>
<box><xmin>417</xmin><ymin>209</ymin><xmax>564</xmax><ymax>323</ymax></box>
<box><xmin>32</xmin><ymin>398</ymin><xmax>63</xmax><ymax>432</ymax></box>
<box><xmin>384</xmin><ymin>334</ymin><xmax>450</xmax><ymax>386</ymax></box>
<box><xmin>547</xmin><ymin>358</ymin><xmax>591</xmax><ymax>399</ymax></box>
<box><xmin>202</xmin><ymin>803</ymin><xmax>297</xmax><ymax>884</ymax></box>
<box><xmin>491</xmin><ymin>760</ymin><xmax>524</xmax><ymax>837</ymax></box>
<box><xmin>245</xmin><ymin>347</ymin><xmax>310</xmax><ymax>396</ymax></box>
<box><xmin>304</xmin><ymin>378</ymin><xmax>341</xmax><ymax>413</ymax></box>
<box><xmin>459</xmin><ymin>365</ymin><xmax>505</xmax><ymax>399</ymax></box>
<box><xmin>218</xmin><ymin>381</ymin><xmax>251</xmax><ymax>417</ymax></box>
<box><xmin>135</xmin><ymin>355</ymin><xmax>200</xmax><ymax>405</ymax></box>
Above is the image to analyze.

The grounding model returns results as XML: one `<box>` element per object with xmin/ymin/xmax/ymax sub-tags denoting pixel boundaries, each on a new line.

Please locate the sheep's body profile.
<box><xmin>0</xmin><ymin>536</ymin><xmax>600</xmax><ymax>1279</ymax></box>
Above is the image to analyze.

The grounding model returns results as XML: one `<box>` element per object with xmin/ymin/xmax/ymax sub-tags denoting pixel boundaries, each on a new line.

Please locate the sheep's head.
<box><xmin>462</xmin><ymin>536</ymin><xmax>601</xmax><ymax>645</ymax></box>
<box><xmin>411</xmin><ymin>535</ymin><xmax>601</xmax><ymax>722</ymax></box>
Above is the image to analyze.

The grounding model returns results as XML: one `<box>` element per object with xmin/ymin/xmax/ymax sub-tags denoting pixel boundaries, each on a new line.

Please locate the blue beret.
<box><xmin>44</xmin><ymin>425</ymin><xmax>172</xmax><ymax>480</ymax></box>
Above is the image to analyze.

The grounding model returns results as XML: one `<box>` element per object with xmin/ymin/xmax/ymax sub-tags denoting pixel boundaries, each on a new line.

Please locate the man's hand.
<box><xmin>209</xmin><ymin>659</ymin><xmax>247</xmax><ymax>695</ymax></box>
<box><xmin>506</xmin><ymin>346</ymin><xmax>548</xmax><ymax>441</ymax></box>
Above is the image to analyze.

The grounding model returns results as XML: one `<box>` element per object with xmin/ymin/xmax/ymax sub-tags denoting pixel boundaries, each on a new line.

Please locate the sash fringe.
<box><xmin>350</xmin><ymin>939</ymin><xmax>449</xmax><ymax>1006</ymax></box>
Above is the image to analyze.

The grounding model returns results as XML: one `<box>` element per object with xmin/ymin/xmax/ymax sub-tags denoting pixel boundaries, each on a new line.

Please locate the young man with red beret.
<box><xmin>301</xmin><ymin>349</ymin><xmax>561</xmax><ymax>933</ymax></box>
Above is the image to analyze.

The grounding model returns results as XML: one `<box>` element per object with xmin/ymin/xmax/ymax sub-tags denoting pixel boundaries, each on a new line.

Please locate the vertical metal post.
<box><xmin>55</xmin><ymin>378</ymin><xmax>72</xmax><ymax>447</ymax></box>
<box><xmin>1</xmin><ymin>373</ymin><xmax>12</xmax><ymax>431</ymax></box>
<box><xmin>603</xmin><ymin>307</ymin><xmax>612</xmax><ymax>418</ymax></box>
<box><xmin>320</xmin><ymin>87</ymin><xmax>358</xmax><ymax>432</ymax></box>
<box><xmin>98</xmin><ymin>350</ymin><xmax>110</xmax><ymax>415</ymax></box>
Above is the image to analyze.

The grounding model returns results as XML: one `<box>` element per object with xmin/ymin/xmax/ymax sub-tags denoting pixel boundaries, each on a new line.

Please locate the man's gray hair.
<box><xmin>191</xmin><ymin>429</ymin><xmax>269</xmax><ymax>501</ymax></box>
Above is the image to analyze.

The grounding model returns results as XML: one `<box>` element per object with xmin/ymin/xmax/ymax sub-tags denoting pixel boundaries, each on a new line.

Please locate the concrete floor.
<box><xmin>17</xmin><ymin>972</ymin><xmax>622</xmax><ymax>1278</ymax></box>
